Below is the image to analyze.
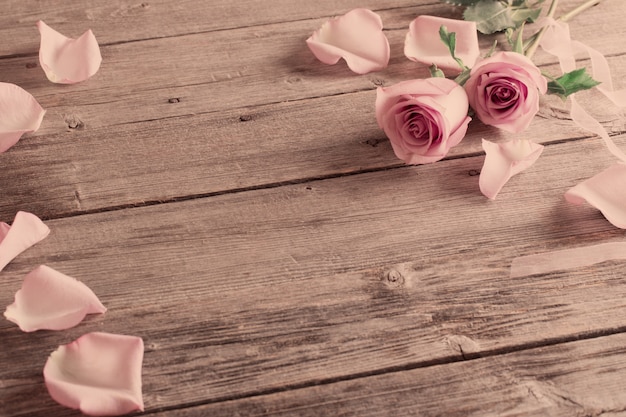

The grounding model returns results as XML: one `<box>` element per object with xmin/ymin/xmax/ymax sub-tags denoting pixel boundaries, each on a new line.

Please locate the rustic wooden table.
<box><xmin>1</xmin><ymin>0</ymin><xmax>625</xmax><ymax>416</ymax></box>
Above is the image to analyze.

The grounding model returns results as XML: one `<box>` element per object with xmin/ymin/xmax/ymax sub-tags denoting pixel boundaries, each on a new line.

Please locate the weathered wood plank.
<box><xmin>148</xmin><ymin>333</ymin><xmax>626</xmax><ymax>417</ymax></box>
<box><xmin>1</xmin><ymin>137</ymin><xmax>625</xmax><ymax>415</ymax></box>
<box><xmin>0</xmin><ymin>1</ymin><xmax>623</xmax><ymax>219</ymax></box>
<box><xmin>1</xmin><ymin>55</ymin><xmax>623</xmax><ymax>220</ymax></box>
<box><xmin>0</xmin><ymin>0</ymin><xmax>429</xmax><ymax>57</ymax></box>
<box><xmin>1</xmin><ymin>1</ymin><xmax>623</xmax><ymax>136</ymax></box>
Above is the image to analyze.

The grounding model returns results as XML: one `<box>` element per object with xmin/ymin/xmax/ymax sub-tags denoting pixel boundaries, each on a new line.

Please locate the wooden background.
<box><xmin>1</xmin><ymin>0</ymin><xmax>625</xmax><ymax>416</ymax></box>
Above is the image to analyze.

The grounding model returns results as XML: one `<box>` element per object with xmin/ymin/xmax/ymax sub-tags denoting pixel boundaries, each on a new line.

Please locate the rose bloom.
<box><xmin>376</xmin><ymin>77</ymin><xmax>471</xmax><ymax>164</ymax></box>
<box><xmin>464</xmin><ymin>51</ymin><xmax>547</xmax><ymax>133</ymax></box>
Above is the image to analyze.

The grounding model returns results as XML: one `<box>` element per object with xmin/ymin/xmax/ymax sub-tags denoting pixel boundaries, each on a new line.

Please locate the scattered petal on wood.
<box><xmin>0</xmin><ymin>82</ymin><xmax>45</xmax><ymax>153</ymax></box>
<box><xmin>4</xmin><ymin>265</ymin><xmax>106</xmax><ymax>332</ymax></box>
<box><xmin>0</xmin><ymin>211</ymin><xmax>50</xmax><ymax>272</ymax></box>
<box><xmin>511</xmin><ymin>242</ymin><xmax>626</xmax><ymax>278</ymax></box>
<box><xmin>44</xmin><ymin>332</ymin><xmax>145</xmax><ymax>416</ymax></box>
<box><xmin>404</xmin><ymin>15</ymin><xmax>480</xmax><ymax>74</ymax></box>
<box><xmin>306</xmin><ymin>8</ymin><xmax>390</xmax><ymax>74</ymax></box>
<box><xmin>565</xmin><ymin>163</ymin><xmax>626</xmax><ymax>229</ymax></box>
<box><xmin>37</xmin><ymin>20</ymin><xmax>102</xmax><ymax>84</ymax></box>
<box><xmin>479</xmin><ymin>139</ymin><xmax>544</xmax><ymax>200</ymax></box>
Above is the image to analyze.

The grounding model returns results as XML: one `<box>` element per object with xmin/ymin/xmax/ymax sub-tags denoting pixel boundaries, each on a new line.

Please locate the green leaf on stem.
<box><xmin>546</xmin><ymin>68</ymin><xmax>601</xmax><ymax>98</ymax></box>
<box><xmin>439</xmin><ymin>25</ymin><xmax>467</xmax><ymax>70</ymax></box>
<box><xmin>429</xmin><ymin>64</ymin><xmax>446</xmax><ymax>78</ymax></box>
<box><xmin>440</xmin><ymin>0</ymin><xmax>482</xmax><ymax>5</ymax></box>
<box><xmin>484</xmin><ymin>39</ymin><xmax>498</xmax><ymax>58</ymax></box>
<box><xmin>464</xmin><ymin>0</ymin><xmax>541</xmax><ymax>34</ymax></box>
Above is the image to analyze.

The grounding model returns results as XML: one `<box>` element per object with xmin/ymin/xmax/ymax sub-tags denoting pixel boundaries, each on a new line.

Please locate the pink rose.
<box><xmin>464</xmin><ymin>51</ymin><xmax>547</xmax><ymax>133</ymax></box>
<box><xmin>376</xmin><ymin>77</ymin><xmax>471</xmax><ymax>164</ymax></box>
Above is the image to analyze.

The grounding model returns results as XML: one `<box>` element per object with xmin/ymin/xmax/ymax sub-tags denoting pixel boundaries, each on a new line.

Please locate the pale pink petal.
<box><xmin>564</xmin><ymin>163</ymin><xmax>626</xmax><ymax>229</ymax></box>
<box><xmin>0</xmin><ymin>222</ymin><xmax>10</xmax><ymax>240</ymax></box>
<box><xmin>306</xmin><ymin>9</ymin><xmax>390</xmax><ymax>74</ymax></box>
<box><xmin>0</xmin><ymin>211</ymin><xmax>50</xmax><ymax>272</ymax></box>
<box><xmin>44</xmin><ymin>332</ymin><xmax>144</xmax><ymax>416</ymax></box>
<box><xmin>4</xmin><ymin>265</ymin><xmax>106</xmax><ymax>332</ymax></box>
<box><xmin>511</xmin><ymin>242</ymin><xmax>626</xmax><ymax>278</ymax></box>
<box><xmin>479</xmin><ymin>139</ymin><xmax>544</xmax><ymax>199</ymax></box>
<box><xmin>0</xmin><ymin>82</ymin><xmax>46</xmax><ymax>153</ymax></box>
<box><xmin>404</xmin><ymin>15</ymin><xmax>479</xmax><ymax>74</ymax></box>
<box><xmin>37</xmin><ymin>20</ymin><xmax>102</xmax><ymax>84</ymax></box>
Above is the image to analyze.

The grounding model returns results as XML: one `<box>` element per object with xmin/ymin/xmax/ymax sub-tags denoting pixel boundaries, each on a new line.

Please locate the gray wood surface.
<box><xmin>1</xmin><ymin>0</ymin><xmax>625</xmax><ymax>416</ymax></box>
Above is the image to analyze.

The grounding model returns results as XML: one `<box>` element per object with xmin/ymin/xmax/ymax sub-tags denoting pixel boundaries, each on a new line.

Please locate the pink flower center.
<box><xmin>486</xmin><ymin>78</ymin><xmax>527</xmax><ymax>111</ymax></box>
<box><xmin>401</xmin><ymin>105</ymin><xmax>441</xmax><ymax>145</ymax></box>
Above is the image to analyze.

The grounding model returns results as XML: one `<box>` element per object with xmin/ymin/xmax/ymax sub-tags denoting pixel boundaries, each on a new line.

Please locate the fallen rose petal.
<box><xmin>44</xmin><ymin>332</ymin><xmax>144</xmax><ymax>416</ymax></box>
<box><xmin>4</xmin><ymin>265</ymin><xmax>106</xmax><ymax>332</ymax></box>
<box><xmin>511</xmin><ymin>242</ymin><xmax>626</xmax><ymax>278</ymax></box>
<box><xmin>479</xmin><ymin>139</ymin><xmax>544</xmax><ymax>199</ymax></box>
<box><xmin>0</xmin><ymin>82</ymin><xmax>46</xmax><ymax>153</ymax></box>
<box><xmin>0</xmin><ymin>211</ymin><xmax>50</xmax><ymax>272</ymax></box>
<box><xmin>564</xmin><ymin>163</ymin><xmax>626</xmax><ymax>229</ymax></box>
<box><xmin>37</xmin><ymin>20</ymin><xmax>102</xmax><ymax>84</ymax></box>
<box><xmin>404</xmin><ymin>15</ymin><xmax>480</xmax><ymax>74</ymax></box>
<box><xmin>306</xmin><ymin>8</ymin><xmax>390</xmax><ymax>74</ymax></box>
<box><xmin>0</xmin><ymin>222</ymin><xmax>10</xmax><ymax>240</ymax></box>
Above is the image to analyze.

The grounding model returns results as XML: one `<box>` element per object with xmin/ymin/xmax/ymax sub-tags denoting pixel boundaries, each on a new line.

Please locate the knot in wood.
<box><xmin>384</xmin><ymin>269</ymin><xmax>405</xmax><ymax>288</ymax></box>
<box><xmin>468</xmin><ymin>169</ymin><xmax>480</xmax><ymax>176</ymax></box>
<box><xmin>168</xmin><ymin>97</ymin><xmax>181</xmax><ymax>103</ymax></box>
<box><xmin>25</xmin><ymin>62</ymin><xmax>38</xmax><ymax>69</ymax></box>
<box><xmin>65</xmin><ymin>115</ymin><xmax>85</xmax><ymax>130</ymax></box>
<box><xmin>364</xmin><ymin>138</ymin><xmax>384</xmax><ymax>148</ymax></box>
<box><xmin>239</xmin><ymin>114</ymin><xmax>253</xmax><ymax>122</ymax></box>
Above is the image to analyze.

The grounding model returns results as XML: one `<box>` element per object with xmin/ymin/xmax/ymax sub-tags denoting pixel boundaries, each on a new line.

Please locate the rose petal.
<box><xmin>0</xmin><ymin>211</ymin><xmax>50</xmax><ymax>272</ymax></box>
<box><xmin>44</xmin><ymin>332</ymin><xmax>144</xmax><ymax>416</ymax></box>
<box><xmin>0</xmin><ymin>222</ymin><xmax>10</xmax><ymax>240</ymax></box>
<box><xmin>479</xmin><ymin>139</ymin><xmax>544</xmax><ymax>199</ymax></box>
<box><xmin>0</xmin><ymin>83</ymin><xmax>46</xmax><ymax>153</ymax></box>
<box><xmin>37</xmin><ymin>20</ymin><xmax>102</xmax><ymax>84</ymax></box>
<box><xmin>306</xmin><ymin>8</ymin><xmax>390</xmax><ymax>74</ymax></box>
<box><xmin>511</xmin><ymin>242</ymin><xmax>626</xmax><ymax>278</ymax></box>
<box><xmin>564</xmin><ymin>163</ymin><xmax>626</xmax><ymax>229</ymax></box>
<box><xmin>4</xmin><ymin>265</ymin><xmax>106</xmax><ymax>332</ymax></box>
<box><xmin>404</xmin><ymin>15</ymin><xmax>480</xmax><ymax>74</ymax></box>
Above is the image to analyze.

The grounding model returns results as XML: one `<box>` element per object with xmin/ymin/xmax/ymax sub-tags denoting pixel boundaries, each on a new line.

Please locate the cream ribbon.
<box><xmin>540</xmin><ymin>17</ymin><xmax>626</xmax><ymax>163</ymax></box>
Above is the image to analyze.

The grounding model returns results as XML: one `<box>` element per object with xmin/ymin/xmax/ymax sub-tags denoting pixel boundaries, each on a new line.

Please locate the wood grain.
<box><xmin>2</xmin><ymin>137</ymin><xmax>625</xmax><ymax>415</ymax></box>
<box><xmin>0</xmin><ymin>54</ymin><xmax>624</xmax><ymax>220</ymax></box>
<box><xmin>0</xmin><ymin>2</ymin><xmax>623</xmax><ymax>220</ymax></box>
<box><xmin>2</xmin><ymin>1</ymin><xmax>626</xmax><ymax>416</ymax></box>
<box><xmin>146</xmin><ymin>333</ymin><xmax>626</xmax><ymax>416</ymax></box>
<box><xmin>0</xmin><ymin>0</ymin><xmax>428</xmax><ymax>57</ymax></box>
<box><xmin>0</xmin><ymin>2</ymin><xmax>621</xmax><ymax>134</ymax></box>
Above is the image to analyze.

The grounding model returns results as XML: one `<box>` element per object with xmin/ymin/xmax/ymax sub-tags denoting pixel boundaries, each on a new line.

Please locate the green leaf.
<box><xmin>429</xmin><ymin>64</ymin><xmax>446</xmax><ymax>78</ymax></box>
<box><xmin>463</xmin><ymin>0</ymin><xmax>541</xmax><ymax>34</ymax></box>
<box><xmin>438</xmin><ymin>25</ymin><xmax>466</xmax><ymax>70</ymax></box>
<box><xmin>547</xmin><ymin>68</ymin><xmax>601</xmax><ymax>98</ymax></box>
<box><xmin>440</xmin><ymin>0</ymin><xmax>482</xmax><ymax>6</ymax></box>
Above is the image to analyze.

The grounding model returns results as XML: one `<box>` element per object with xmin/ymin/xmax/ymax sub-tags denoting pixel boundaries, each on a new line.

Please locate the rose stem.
<box><xmin>525</xmin><ymin>0</ymin><xmax>602</xmax><ymax>58</ymax></box>
<box><xmin>525</xmin><ymin>0</ymin><xmax>560</xmax><ymax>59</ymax></box>
<box><xmin>559</xmin><ymin>0</ymin><xmax>601</xmax><ymax>22</ymax></box>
